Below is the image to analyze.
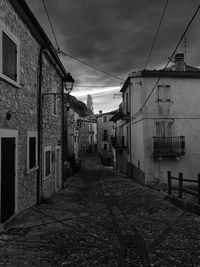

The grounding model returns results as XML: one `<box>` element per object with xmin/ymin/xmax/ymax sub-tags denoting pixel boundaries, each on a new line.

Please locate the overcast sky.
<box><xmin>26</xmin><ymin>0</ymin><xmax>200</xmax><ymax>113</ymax></box>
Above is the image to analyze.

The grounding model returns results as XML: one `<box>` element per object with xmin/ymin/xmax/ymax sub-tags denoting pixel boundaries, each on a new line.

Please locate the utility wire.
<box><xmin>131</xmin><ymin>5</ymin><xmax>200</xmax><ymax>122</ymax></box>
<box><xmin>144</xmin><ymin>0</ymin><xmax>169</xmax><ymax>69</ymax></box>
<box><xmin>41</xmin><ymin>0</ymin><xmax>126</xmax><ymax>82</ymax></box>
<box><xmin>41</xmin><ymin>0</ymin><xmax>60</xmax><ymax>51</ymax></box>
<box><xmin>58</xmin><ymin>50</ymin><xmax>125</xmax><ymax>82</ymax></box>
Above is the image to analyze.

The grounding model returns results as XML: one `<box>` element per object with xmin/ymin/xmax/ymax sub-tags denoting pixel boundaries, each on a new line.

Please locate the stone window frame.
<box><xmin>44</xmin><ymin>146</ymin><xmax>52</xmax><ymax>179</ymax></box>
<box><xmin>27</xmin><ymin>131</ymin><xmax>38</xmax><ymax>173</ymax></box>
<box><xmin>0</xmin><ymin>21</ymin><xmax>20</xmax><ymax>87</ymax></box>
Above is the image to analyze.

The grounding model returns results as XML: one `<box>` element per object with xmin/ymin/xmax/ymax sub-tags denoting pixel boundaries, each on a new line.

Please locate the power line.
<box><xmin>41</xmin><ymin>0</ymin><xmax>60</xmax><ymax>51</ymax></box>
<box><xmin>145</xmin><ymin>0</ymin><xmax>169</xmax><ymax>69</ymax></box>
<box><xmin>58</xmin><ymin>50</ymin><xmax>125</xmax><ymax>82</ymax></box>
<box><xmin>41</xmin><ymin>0</ymin><xmax>126</xmax><ymax>82</ymax></box>
<box><xmin>131</xmin><ymin>4</ymin><xmax>200</xmax><ymax>122</ymax></box>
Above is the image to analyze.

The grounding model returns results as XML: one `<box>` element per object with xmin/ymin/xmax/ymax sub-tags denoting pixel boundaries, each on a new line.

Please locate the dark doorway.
<box><xmin>1</xmin><ymin>138</ymin><xmax>15</xmax><ymax>223</ymax></box>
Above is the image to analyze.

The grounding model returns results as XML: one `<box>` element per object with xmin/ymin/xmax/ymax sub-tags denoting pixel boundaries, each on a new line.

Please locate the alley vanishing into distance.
<box><xmin>1</xmin><ymin>156</ymin><xmax>200</xmax><ymax>266</ymax></box>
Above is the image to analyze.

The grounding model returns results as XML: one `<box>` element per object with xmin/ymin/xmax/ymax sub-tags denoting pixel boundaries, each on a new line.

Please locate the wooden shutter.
<box><xmin>3</xmin><ymin>32</ymin><xmax>17</xmax><ymax>81</ymax></box>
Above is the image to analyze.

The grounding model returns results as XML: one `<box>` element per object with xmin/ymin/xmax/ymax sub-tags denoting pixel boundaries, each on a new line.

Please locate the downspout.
<box><xmin>61</xmin><ymin>81</ymin><xmax>65</xmax><ymax>188</ymax></box>
<box><xmin>37</xmin><ymin>47</ymin><xmax>45</xmax><ymax>204</ymax></box>
<box><xmin>129</xmin><ymin>83</ymin><xmax>132</xmax><ymax>178</ymax></box>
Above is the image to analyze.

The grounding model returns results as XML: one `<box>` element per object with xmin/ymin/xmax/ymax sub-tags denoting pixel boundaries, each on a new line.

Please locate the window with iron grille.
<box><xmin>27</xmin><ymin>131</ymin><xmax>38</xmax><ymax>172</ymax></box>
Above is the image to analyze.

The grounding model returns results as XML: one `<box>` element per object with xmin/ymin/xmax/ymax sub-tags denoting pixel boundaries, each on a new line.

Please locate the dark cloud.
<box><xmin>26</xmin><ymin>0</ymin><xmax>200</xmax><ymax>112</ymax></box>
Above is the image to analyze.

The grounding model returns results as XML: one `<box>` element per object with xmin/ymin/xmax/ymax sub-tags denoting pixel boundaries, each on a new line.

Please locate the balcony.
<box><xmin>153</xmin><ymin>136</ymin><xmax>185</xmax><ymax>157</ymax></box>
<box><xmin>111</xmin><ymin>136</ymin><xmax>125</xmax><ymax>149</ymax></box>
<box><xmin>102</xmin><ymin>135</ymin><xmax>109</xmax><ymax>141</ymax></box>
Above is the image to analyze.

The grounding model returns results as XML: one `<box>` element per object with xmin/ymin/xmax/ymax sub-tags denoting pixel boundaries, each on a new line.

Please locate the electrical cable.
<box><xmin>58</xmin><ymin>50</ymin><xmax>125</xmax><ymax>81</ymax></box>
<box><xmin>144</xmin><ymin>0</ymin><xmax>169</xmax><ymax>69</ymax></box>
<box><xmin>131</xmin><ymin>5</ymin><xmax>200</xmax><ymax>122</ymax></box>
<box><xmin>41</xmin><ymin>0</ymin><xmax>125</xmax><ymax>82</ymax></box>
<box><xmin>41</xmin><ymin>0</ymin><xmax>60</xmax><ymax>51</ymax></box>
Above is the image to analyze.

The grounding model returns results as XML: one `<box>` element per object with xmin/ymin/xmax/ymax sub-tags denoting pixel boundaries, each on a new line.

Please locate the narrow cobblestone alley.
<box><xmin>1</xmin><ymin>156</ymin><xmax>200</xmax><ymax>266</ymax></box>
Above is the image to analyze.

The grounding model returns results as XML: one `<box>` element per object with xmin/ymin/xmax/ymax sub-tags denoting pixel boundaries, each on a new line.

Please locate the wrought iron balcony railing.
<box><xmin>111</xmin><ymin>136</ymin><xmax>125</xmax><ymax>149</ymax></box>
<box><xmin>153</xmin><ymin>136</ymin><xmax>185</xmax><ymax>156</ymax></box>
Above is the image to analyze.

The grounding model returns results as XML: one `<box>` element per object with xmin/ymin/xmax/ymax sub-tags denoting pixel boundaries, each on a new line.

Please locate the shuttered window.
<box><xmin>29</xmin><ymin>137</ymin><xmax>36</xmax><ymax>169</ymax></box>
<box><xmin>2</xmin><ymin>32</ymin><xmax>17</xmax><ymax>81</ymax></box>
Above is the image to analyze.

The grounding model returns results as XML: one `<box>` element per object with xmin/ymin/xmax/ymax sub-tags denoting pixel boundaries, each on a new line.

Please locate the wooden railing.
<box><xmin>168</xmin><ymin>171</ymin><xmax>200</xmax><ymax>205</ymax></box>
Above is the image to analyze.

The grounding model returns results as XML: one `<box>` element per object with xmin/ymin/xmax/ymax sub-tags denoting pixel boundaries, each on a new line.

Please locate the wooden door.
<box><xmin>1</xmin><ymin>138</ymin><xmax>15</xmax><ymax>223</ymax></box>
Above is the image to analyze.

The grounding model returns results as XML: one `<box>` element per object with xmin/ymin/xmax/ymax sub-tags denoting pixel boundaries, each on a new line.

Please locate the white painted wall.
<box><xmin>140</xmin><ymin>76</ymin><xmax>200</xmax><ymax>183</ymax></box>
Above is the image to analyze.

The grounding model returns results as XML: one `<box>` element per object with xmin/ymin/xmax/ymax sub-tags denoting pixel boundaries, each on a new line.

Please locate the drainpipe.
<box><xmin>129</xmin><ymin>83</ymin><xmax>132</xmax><ymax>178</ymax></box>
<box><xmin>61</xmin><ymin>81</ymin><xmax>65</xmax><ymax>188</ymax></box>
<box><xmin>37</xmin><ymin>47</ymin><xmax>45</xmax><ymax>204</ymax></box>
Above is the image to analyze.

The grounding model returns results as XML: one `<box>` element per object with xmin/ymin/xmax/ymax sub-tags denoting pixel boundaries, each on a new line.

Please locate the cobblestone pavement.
<box><xmin>1</xmin><ymin>156</ymin><xmax>200</xmax><ymax>266</ymax></box>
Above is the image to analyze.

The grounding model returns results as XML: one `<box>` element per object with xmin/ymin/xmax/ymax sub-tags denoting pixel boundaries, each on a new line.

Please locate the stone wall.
<box><xmin>0</xmin><ymin>0</ymin><xmax>63</xmax><ymax>217</ymax></box>
<box><xmin>41</xmin><ymin>54</ymin><xmax>62</xmax><ymax>198</ymax></box>
<box><xmin>0</xmin><ymin>0</ymin><xmax>39</xmax><ymax>211</ymax></box>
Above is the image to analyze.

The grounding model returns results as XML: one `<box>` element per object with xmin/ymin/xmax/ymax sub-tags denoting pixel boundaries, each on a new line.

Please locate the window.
<box><xmin>156</xmin><ymin>120</ymin><xmax>174</xmax><ymax>137</ymax></box>
<box><xmin>27</xmin><ymin>131</ymin><xmax>38</xmax><ymax>172</ymax></box>
<box><xmin>3</xmin><ymin>33</ymin><xmax>17</xmax><ymax>81</ymax></box>
<box><xmin>103</xmin><ymin>116</ymin><xmax>107</xmax><ymax>122</ymax></box>
<box><xmin>157</xmin><ymin>85</ymin><xmax>171</xmax><ymax>102</ymax></box>
<box><xmin>52</xmin><ymin>93</ymin><xmax>58</xmax><ymax>115</ymax></box>
<box><xmin>103</xmin><ymin>143</ymin><xmax>108</xmax><ymax>151</ymax></box>
<box><xmin>103</xmin><ymin>130</ymin><xmax>108</xmax><ymax>141</ymax></box>
<box><xmin>44</xmin><ymin>147</ymin><xmax>52</xmax><ymax>178</ymax></box>
<box><xmin>0</xmin><ymin>21</ymin><xmax>20</xmax><ymax>86</ymax></box>
<box><xmin>126</xmin><ymin>92</ymin><xmax>129</xmax><ymax>114</ymax></box>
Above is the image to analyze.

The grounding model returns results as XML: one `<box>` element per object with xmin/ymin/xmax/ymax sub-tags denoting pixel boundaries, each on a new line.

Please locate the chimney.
<box><xmin>175</xmin><ymin>53</ymin><xmax>185</xmax><ymax>71</ymax></box>
<box><xmin>99</xmin><ymin>110</ymin><xmax>102</xmax><ymax>114</ymax></box>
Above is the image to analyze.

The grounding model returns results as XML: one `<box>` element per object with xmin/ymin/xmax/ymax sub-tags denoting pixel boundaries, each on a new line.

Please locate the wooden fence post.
<box><xmin>178</xmin><ymin>172</ymin><xmax>183</xmax><ymax>199</ymax></box>
<box><xmin>168</xmin><ymin>171</ymin><xmax>172</xmax><ymax>195</ymax></box>
<box><xmin>198</xmin><ymin>174</ymin><xmax>200</xmax><ymax>205</ymax></box>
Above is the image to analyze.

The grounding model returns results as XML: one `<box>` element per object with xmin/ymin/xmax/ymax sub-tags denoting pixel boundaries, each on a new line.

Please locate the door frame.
<box><xmin>0</xmin><ymin>129</ymin><xmax>18</xmax><ymax>220</ymax></box>
<box><xmin>55</xmin><ymin>145</ymin><xmax>62</xmax><ymax>192</ymax></box>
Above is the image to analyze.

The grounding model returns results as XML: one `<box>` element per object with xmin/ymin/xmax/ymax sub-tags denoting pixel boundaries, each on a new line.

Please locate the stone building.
<box><xmin>79</xmin><ymin>116</ymin><xmax>97</xmax><ymax>154</ymax></box>
<box><xmin>110</xmin><ymin>104</ymin><xmax>129</xmax><ymax>174</ymax></box>
<box><xmin>0</xmin><ymin>0</ymin><xmax>69</xmax><ymax>225</ymax></box>
<box><xmin>96</xmin><ymin>110</ymin><xmax>117</xmax><ymax>166</ymax></box>
<box><xmin>63</xmin><ymin>94</ymin><xmax>92</xmax><ymax>161</ymax></box>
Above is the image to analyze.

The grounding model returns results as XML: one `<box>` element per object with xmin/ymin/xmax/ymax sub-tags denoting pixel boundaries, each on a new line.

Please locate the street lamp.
<box><xmin>64</xmin><ymin>72</ymin><xmax>74</xmax><ymax>94</ymax></box>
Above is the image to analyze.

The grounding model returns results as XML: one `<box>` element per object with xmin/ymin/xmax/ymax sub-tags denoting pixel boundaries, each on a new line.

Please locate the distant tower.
<box><xmin>87</xmin><ymin>94</ymin><xmax>94</xmax><ymax>114</ymax></box>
